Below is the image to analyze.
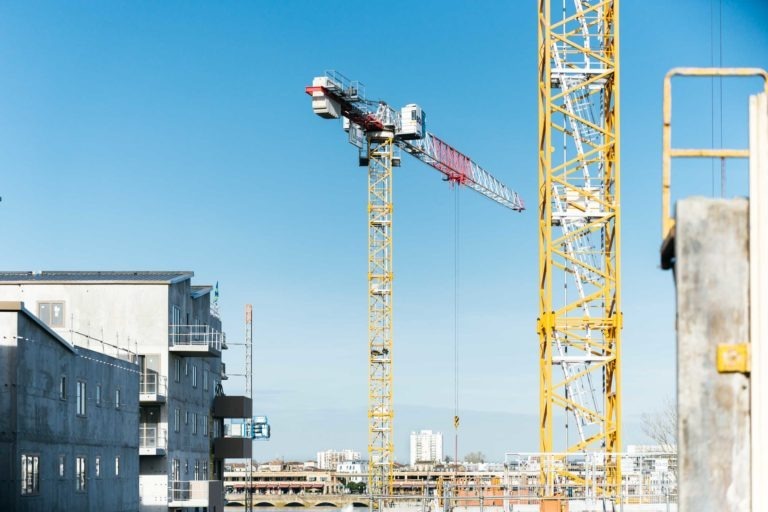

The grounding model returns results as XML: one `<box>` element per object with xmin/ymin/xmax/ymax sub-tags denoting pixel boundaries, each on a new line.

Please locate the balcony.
<box><xmin>139</xmin><ymin>423</ymin><xmax>167</xmax><ymax>456</ymax></box>
<box><xmin>168</xmin><ymin>480</ymin><xmax>224</xmax><ymax>509</ymax></box>
<box><xmin>214</xmin><ymin>437</ymin><xmax>252</xmax><ymax>459</ymax></box>
<box><xmin>140</xmin><ymin>374</ymin><xmax>167</xmax><ymax>403</ymax></box>
<box><xmin>213</xmin><ymin>395</ymin><xmax>252</xmax><ymax>419</ymax></box>
<box><xmin>168</xmin><ymin>324</ymin><xmax>224</xmax><ymax>356</ymax></box>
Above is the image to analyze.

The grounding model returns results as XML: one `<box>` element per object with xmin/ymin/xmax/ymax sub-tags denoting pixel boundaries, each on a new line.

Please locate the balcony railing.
<box><xmin>168</xmin><ymin>480</ymin><xmax>222</xmax><ymax>507</ymax></box>
<box><xmin>168</xmin><ymin>325</ymin><xmax>224</xmax><ymax>352</ymax></box>
<box><xmin>140</xmin><ymin>423</ymin><xmax>167</xmax><ymax>454</ymax></box>
<box><xmin>140</xmin><ymin>374</ymin><xmax>167</xmax><ymax>398</ymax></box>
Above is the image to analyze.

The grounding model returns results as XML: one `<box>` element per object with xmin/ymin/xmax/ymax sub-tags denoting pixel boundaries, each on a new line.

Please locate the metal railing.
<box><xmin>140</xmin><ymin>373</ymin><xmax>167</xmax><ymax>396</ymax></box>
<box><xmin>168</xmin><ymin>480</ymin><xmax>217</xmax><ymax>503</ymax></box>
<box><xmin>69</xmin><ymin>330</ymin><xmax>138</xmax><ymax>363</ymax></box>
<box><xmin>139</xmin><ymin>424</ymin><xmax>167</xmax><ymax>451</ymax></box>
<box><xmin>168</xmin><ymin>324</ymin><xmax>224</xmax><ymax>351</ymax></box>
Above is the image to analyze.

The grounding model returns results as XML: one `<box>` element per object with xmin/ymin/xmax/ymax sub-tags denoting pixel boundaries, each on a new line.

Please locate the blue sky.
<box><xmin>0</xmin><ymin>1</ymin><xmax>766</xmax><ymax>462</ymax></box>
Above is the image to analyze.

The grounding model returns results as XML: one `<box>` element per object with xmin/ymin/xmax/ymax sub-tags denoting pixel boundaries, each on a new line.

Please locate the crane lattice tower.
<box><xmin>538</xmin><ymin>0</ymin><xmax>622</xmax><ymax>497</ymax></box>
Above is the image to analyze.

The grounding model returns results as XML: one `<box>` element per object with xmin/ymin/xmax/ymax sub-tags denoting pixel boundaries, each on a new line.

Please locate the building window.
<box><xmin>185</xmin><ymin>459</ymin><xmax>189</xmax><ymax>475</ymax></box>
<box><xmin>38</xmin><ymin>301</ymin><xmax>65</xmax><ymax>327</ymax></box>
<box><xmin>174</xmin><ymin>358</ymin><xmax>181</xmax><ymax>382</ymax></box>
<box><xmin>185</xmin><ymin>360</ymin><xmax>189</xmax><ymax>376</ymax></box>
<box><xmin>95</xmin><ymin>457</ymin><xmax>101</xmax><ymax>478</ymax></box>
<box><xmin>203</xmin><ymin>415</ymin><xmax>209</xmax><ymax>437</ymax></box>
<box><xmin>175</xmin><ymin>408</ymin><xmax>180</xmax><ymax>432</ymax></box>
<box><xmin>185</xmin><ymin>410</ymin><xmax>189</xmax><ymax>425</ymax></box>
<box><xmin>76</xmin><ymin>381</ymin><xmax>87</xmax><ymax>416</ymax></box>
<box><xmin>95</xmin><ymin>384</ymin><xmax>102</xmax><ymax>406</ymax></box>
<box><xmin>59</xmin><ymin>455</ymin><xmax>65</xmax><ymax>478</ymax></box>
<box><xmin>75</xmin><ymin>456</ymin><xmax>86</xmax><ymax>492</ymax></box>
<box><xmin>172</xmin><ymin>459</ymin><xmax>180</xmax><ymax>481</ymax></box>
<box><xmin>192</xmin><ymin>365</ymin><xmax>197</xmax><ymax>388</ymax></box>
<box><xmin>203</xmin><ymin>369</ymin><xmax>209</xmax><ymax>391</ymax></box>
<box><xmin>20</xmin><ymin>454</ymin><xmax>39</xmax><ymax>496</ymax></box>
<box><xmin>115</xmin><ymin>389</ymin><xmax>120</xmax><ymax>409</ymax></box>
<box><xmin>115</xmin><ymin>457</ymin><xmax>120</xmax><ymax>477</ymax></box>
<box><xmin>60</xmin><ymin>375</ymin><xmax>67</xmax><ymax>400</ymax></box>
<box><xmin>192</xmin><ymin>413</ymin><xmax>198</xmax><ymax>435</ymax></box>
<box><xmin>202</xmin><ymin>460</ymin><xmax>208</xmax><ymax>479</ymax></box>
<box><xmin>194</xmin><ymin>460</ymin><xmax>200</xmax><ymax>480</ymax></box>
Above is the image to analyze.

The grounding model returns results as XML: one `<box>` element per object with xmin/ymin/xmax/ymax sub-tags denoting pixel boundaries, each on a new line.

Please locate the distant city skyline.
<box><xmin>0</xmin><ymin>1</ymin><xmax>766</xmax><ymax>464</ymax></box>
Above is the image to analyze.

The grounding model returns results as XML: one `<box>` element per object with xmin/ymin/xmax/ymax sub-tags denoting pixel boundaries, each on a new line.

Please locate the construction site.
<box><xmin>0</xmin><ymin>1</ymin><xmax>766</xmax><ymax>512</ymax></box>
<box><xmin>297</xmin><ymin>1</ymin><xmax>766</xmax><ymax>511</ymax></box>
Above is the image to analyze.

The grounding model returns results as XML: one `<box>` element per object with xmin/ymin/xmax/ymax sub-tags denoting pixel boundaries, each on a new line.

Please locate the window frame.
<box><xmin>115</xmin><ymin>456</ymin><xmax>120</xmax><ymax>477</ymax></box>
<box><xmin>38</xmin><ymin>301</ymin><xmax>66</xmax><ymax>328</ymax></box>
<box><xmin>76</xmin><ymin>381</ymin><xmax>87</xmax><ymax>417</ymax></box>
<box><xmin>95</xmin><ymin>456</ymin><xmax>101</xmax><ymax>478</ymax></box>
<box><xmin>58</xmin><ymin>454</ymin><xmax>66</xmax><ymax>479</ymax></box>
<box><xmin>75</xmin><ymin>456</ymin><xmax>87</xmax><ymax>492</ymax></box>
<box><xmin>95</xmin><ymin>384</ymin><xmax>102</xmax><ymax>406</ymax></box>
<box><xmin>174</xmin><ymin>408</ymin><xmax>180</xmax><ymax>432</ymax></box>
<box><xmin>115</xmin><ymin>388</ymin><xmax>121</xmax><ymax>409</ymax></box>
<box><xmin>60</xmin><ymin>375</ymin><xmax>67</xmax><ymax>400</ymax></box>
<box><xmin>20</xmin><ymin>453</ymin><xmax>40</xmax><ymax>496</ymax></box>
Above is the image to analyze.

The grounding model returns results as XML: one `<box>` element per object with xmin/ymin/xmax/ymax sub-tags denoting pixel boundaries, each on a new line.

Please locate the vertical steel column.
<box><xmin>245</xmin><ymin>304</ymin><xmax>253</xmax><ymax>512</ymax></box>
<box><xmin>367</xmin><ymin>131</ymin><xmax>395</xmax><ymax>502</ymax></box>
<box><xmin>538</xmin><ymin>0</ymin><xmax>622</xmax><ymax>498</ymax></box>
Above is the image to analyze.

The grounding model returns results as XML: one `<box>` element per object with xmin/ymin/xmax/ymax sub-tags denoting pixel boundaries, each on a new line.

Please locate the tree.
<box><xmin>641</xmin><ymin>398</ymin><xmax>677</xmax><ymax>452</ymax></box>
<box><xmin>464</xmin><ymin>451</ymin><xmax>486</xmax><ymax>464</ymax></box>
<box><xmin>345</xmin><ymin>481</ymin><xmax>366</xmax><ymax>494</ymax></box>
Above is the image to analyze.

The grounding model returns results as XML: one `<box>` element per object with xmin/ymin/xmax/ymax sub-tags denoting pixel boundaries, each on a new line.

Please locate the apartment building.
<box><xmin>316</xmin><ymin>449</ymin><xmax>361</xmax><ymax>470</ymax></box>
<box><xmin>0</xmin><ymin>271</ymin><xmax>251</xmax><ymax>512</ymax></box>
<box><xmin>409</xmin><ymin>430</ymin><xmax>443</xmax><ymax>467</ymax></box>
<box><xmin>0</xmin><ymin>301</ymin><xmax>140</xmax><ymax>511</ymax></box>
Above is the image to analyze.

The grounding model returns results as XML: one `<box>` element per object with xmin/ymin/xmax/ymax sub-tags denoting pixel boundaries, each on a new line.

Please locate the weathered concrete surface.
<box><xmin>674</xmin><ymin>198</ymin><xmax>750</xmax><ymax>511</ymax></box>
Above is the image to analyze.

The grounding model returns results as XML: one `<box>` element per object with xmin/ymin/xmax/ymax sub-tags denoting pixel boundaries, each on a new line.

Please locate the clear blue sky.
<box><xmin>0</xmin><ymin>1</ymin><xmax>766</xmax><ymax>462</ymax></box>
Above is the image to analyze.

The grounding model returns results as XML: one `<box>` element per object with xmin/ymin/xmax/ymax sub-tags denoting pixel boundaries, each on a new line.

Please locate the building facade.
<box><xmin>316</xmin><ymin>449</ymin><xmax>360</xmax><ymax>470</ymax></box>
<box><xmin>0</xmin><ymin>301</ymin><xmax>140</xmax><ymax>511</ymax></box>
<box><xmin>409</xmin><ymin>430</ymin><xmax>443</xmax><ymax>467</ymax></box>
<box><xmin>0</xmin><ymin>271</ymin><xmax>250</xmax><ymax>512</ymax></box>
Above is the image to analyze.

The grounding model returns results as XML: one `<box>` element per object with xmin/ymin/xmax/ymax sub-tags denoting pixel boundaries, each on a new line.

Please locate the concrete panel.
<box><xmin>674</xmin><ymin>198</ymin><xmax>750</xmax><ymax>511</ymax></box>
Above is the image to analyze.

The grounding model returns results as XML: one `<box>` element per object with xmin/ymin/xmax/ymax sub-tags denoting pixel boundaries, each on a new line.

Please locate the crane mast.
<box><xmin>306</xmin><ymin>72</ymin><xmax>523</xmax><ymax>502</ymax></box>
<box><xmin>538</xmin><ymin>0</ymin><xmax>621</xmax><ymax>500</ymax></box>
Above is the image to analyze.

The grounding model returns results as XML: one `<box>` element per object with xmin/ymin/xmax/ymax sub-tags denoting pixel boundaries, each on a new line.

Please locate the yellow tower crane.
<box><xmin>538</xmin><ymin>0</ymin><xmax>622</xmax><ymax>501</ymax></box>
<box><xmin>306</xmin><ymin>71</ymin><xmax>524</xmax><ymax>502</ymax></box>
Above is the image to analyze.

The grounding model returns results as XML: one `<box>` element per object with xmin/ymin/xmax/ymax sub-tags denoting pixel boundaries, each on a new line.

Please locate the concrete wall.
<box><xmin>674</xmin><ymin>198</ymin><xmax>751</xmax><ymax>511</ymax></box>
<box><xmin>0</xmin><ymin>306</ymin><xmax>139</xmax><ymax>512</ymax></box>
<box><xmin>0</xmin><ymin>277</ymin><xmax>230</xmax><ymax>510</ymax></box>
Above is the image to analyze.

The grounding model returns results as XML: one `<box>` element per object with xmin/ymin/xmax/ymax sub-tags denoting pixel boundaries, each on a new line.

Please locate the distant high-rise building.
<box><xmin>409</xmin><ymin>430</ymin><xmax>444</xmax><ymax>466</ymax></box>
<box><xmin>316</xmin><ymin>449</ymin><xmax>360</xmax><ymax>470</ymax></box>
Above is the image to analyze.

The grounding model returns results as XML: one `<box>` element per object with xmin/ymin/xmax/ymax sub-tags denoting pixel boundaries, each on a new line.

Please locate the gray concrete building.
<box><xmin>0</xmin><ymin>301</ymin><xmax>140</xmax><ymax>511</ymax></box>
<box><xmin>0</xmin><ymin>271</ymin><xmax>251</xmax><ymax>512</ymax></box>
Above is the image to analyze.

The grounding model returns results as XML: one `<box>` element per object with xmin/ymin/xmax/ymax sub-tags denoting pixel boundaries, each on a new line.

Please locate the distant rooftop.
<box><xmin>0</xmin><ymin>271</ymin><xmax>194</xmax><ymax>284</ymax></box>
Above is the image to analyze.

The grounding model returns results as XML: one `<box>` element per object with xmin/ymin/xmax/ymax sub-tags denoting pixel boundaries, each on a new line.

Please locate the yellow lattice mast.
<box><xmin>367</xmin><ymin>130</ymin><xmax>395</xmax><ymax>499</ymax></box>
<box><xmin>306</xmin><ymin>71</ymin><xmax>524</xmax><ymax>505</ymax></box>
<box><xmin>538</xmin><ymin>0</ymin><xmax>621</xmax><ymax>499</ymax></box>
